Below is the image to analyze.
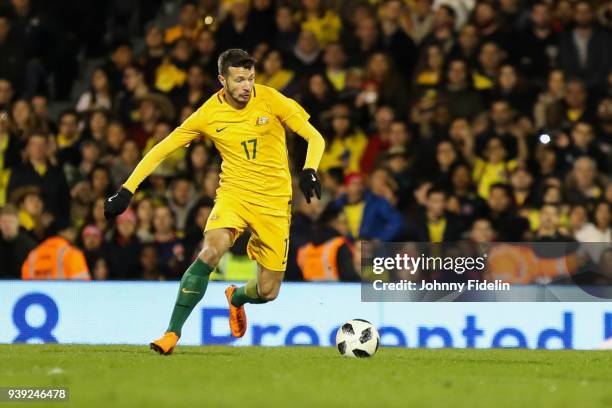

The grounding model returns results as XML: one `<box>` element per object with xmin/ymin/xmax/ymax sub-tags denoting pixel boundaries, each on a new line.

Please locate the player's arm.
<box><xmin>287</xmin><ymin>113</ymin><xmax>326</xmax><ymax>203</ymax></box>
<box><xmin>268</xmin><ymin>88</ymin><xmax>325</xmax><ymax>203</ymax></box>
<box><xmin>104</xmin><ymin>110</ymin><xmax>204</xmax><ymax>219</ymax></box>
<box><xmin>285</xmin><ymin>112</ymin><xmax>326</xmax><ymax>171</ymax></box>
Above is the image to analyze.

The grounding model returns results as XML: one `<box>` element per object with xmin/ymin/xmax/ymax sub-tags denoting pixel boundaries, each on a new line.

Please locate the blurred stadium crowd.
<box><xmin>1</xmin><ymin>0</ymin><xmax>612</xmax><ymax>282</ymax></box>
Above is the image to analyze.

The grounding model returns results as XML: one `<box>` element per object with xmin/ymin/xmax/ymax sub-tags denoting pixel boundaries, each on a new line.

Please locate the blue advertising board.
<box><xmin>1</xmin><ymin>281</ymin><xmax>611</xmax><ymax>349</ymax></box>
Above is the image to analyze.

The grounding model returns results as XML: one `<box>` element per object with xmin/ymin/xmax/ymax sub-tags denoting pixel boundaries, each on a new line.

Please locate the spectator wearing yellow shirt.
<box><xmin>55</xmin><ymin>110</ymin><xmax>82</xmax><ymax>168</ymax></box>
<box><xmin>10</xmin><ymin>186</ymin><xmax>45</xmax><ymax>239</ymax></box>
<box><xmin>468</xmin><ymin>107</ymin><xmax>529</xmax><ymax>199</ymax></box>
<box><xmin>319</xmin><ymin>104</ymin><xmax>367</xmax><ymax>173</ymax></box>
<box><xmin>0</xmin><ymin>111</ymin><xmax>19</xmax><ymax>206</ymax></box>
<box><xmin>533</xmin><ymin>203</ymin><xmax>575</xmax><ymax>242</ymax></box>
<box><xmin>524</xmin><ymin>184</ymin><xmax>569</xmax><ymax>233</ymax></box>
<box><xmin>414</xmin><ymin>44</ymin><xmax>445</xmax><ymax>89</ymax></box>
<box><xmin>562</xmin><ymin>79</ymin><xmax>590</xmax><ymax>125</ymax></box>
<box><xmin>164</xmin><ymin>0</ymin><xmax>204</xmax><ymax>44</ymax></box>
<box><xmin>472</xmin><ymin>42</ymin><xmax>503</xmax><ymax>91</ymax></box>
<box><xmin>335</xmin><ymin>172</ymin><xmax>404</xmax><ymax>241</ymax></box>
<box><xmin>406</xmin><ymin>187</ymin><xmax>466</xmax><ymax>243</ymax></box>
<box><xmin>299</xmin><ymin>0</ymin><xmax>341</xmax><ymax>47</ymax></box>
<box><xmin>322</xmin><ymin>43</ymin><xmax>347</xmax><ymax>91</ymax></box>
<box><xmin>257</xmin><ymin>50</ymin><xmax>296</xmax><ymax>95</ymax></box>
<box><xmin>155</xmin><ymin>39</ymin><xmax>191</xmax><ymax>93</ymax></box>
<box><xmin>472</xmin><ymin>136</ymin><xmax>518</xmax><ymax>199</ymax></box>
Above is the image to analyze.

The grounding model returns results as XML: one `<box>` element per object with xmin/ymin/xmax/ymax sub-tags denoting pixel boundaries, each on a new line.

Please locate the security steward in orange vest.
<box><xmin>486</xmin><ymin>204</ymin><xmax>578</xmax><ymax>283</ymax></box>
<box><xmin>22</xmin><ymin>220</ymin><xmax>91</xmax><ymax>280</ymax></box>
<box><xmin>297</xmin><ymin>204</ymin><xmax>359</xmax><ymax>281</ymax></box>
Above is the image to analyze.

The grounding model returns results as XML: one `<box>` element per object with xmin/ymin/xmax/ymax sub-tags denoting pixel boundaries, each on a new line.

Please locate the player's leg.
<box><xmin>224</xmin><ymin>203</ymin><xmax>290</xmax><ymax>337</ymax></box>
<box><xmin>230</xmin><ymin>206</ymin><xmax>289</xmax><ymax>307</ymax></box>
<box><xmin>225</xmin><ymin>264</ymin><xmax>283</xmax><ymax>339</ymax></box>
<box><xmin>165</xmin><ymin>228</ymin><xmax>233</xmax><ymax>334</ymax></box>
<box><xmin>150</xmin><ymin>228</ymin><xmax>233</xmax><ymax>354</ymax></box>
<box><xmin>224</xmin><ymin>263</ymin><xmax>271</xmax><ymax>338</ymax></box>
<box><xmin>230</xmin><ymin>264</ymin><xmax>283</xmax><ymax>306</ymax></box>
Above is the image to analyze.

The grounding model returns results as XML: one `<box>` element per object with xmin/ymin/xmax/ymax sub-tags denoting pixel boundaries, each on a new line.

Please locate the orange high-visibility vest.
<box><xmin>486</xmin><ymin>244</ymin><xmax>578</xmax><ymax>284</ymax></box>
<box><xmin>297</xmin><ymin>237</ymin><xmax>346</xmax><ymax>281</ymax></box>
<box><xmin>22</xmin><ymin>236</ymin><xmax>91</xmax><ymax>280</ymax></box>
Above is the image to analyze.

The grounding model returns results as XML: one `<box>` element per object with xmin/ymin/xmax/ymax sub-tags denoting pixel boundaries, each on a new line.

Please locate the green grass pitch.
<box><xmin>0</xmin><ymin>345</ymin><xmax>611</xmax><ymax>408</ymax></box>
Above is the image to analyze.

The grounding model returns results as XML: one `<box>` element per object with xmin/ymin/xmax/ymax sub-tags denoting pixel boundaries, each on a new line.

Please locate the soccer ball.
<box><xmin>335</xmin><ymin>319</ymin><xmax>380</xmax><ymax>358</ymax></box>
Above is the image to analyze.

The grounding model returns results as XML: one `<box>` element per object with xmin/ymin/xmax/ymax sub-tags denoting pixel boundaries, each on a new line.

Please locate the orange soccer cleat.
<box><xmin>225</xmin><ymin>285</ymin><xmax>247</xmax><ymax>338</ymax></box>
<box><xmin>149</xmin><ymin>332</ymin><xmax>179</xmax><ymax>355</ymax></box>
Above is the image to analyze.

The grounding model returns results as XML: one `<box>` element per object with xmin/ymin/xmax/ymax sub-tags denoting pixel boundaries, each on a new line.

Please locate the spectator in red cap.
<box><xmin>334</xmin><ymin>171</ymin><xmax>404</xmax><ymax>241</ymax></box>
<box><xmin>103</xmin><ymin>207</ymin><xmax>142</xmax><ymax>280</ymax></box>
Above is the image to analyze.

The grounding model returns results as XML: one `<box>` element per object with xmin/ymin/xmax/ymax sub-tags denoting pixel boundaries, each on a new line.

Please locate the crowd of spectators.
<box><xmin>1</xmin><ymin>0</ymin><xmax>612</xmax><ymax>282</ymax></box>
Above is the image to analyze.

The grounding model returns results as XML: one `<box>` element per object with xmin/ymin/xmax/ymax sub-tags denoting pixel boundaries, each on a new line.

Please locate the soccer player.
<box><xmin>104</xmin><ymin>49</ymin><xmax>325</xmax><ymax>354</ymax></box>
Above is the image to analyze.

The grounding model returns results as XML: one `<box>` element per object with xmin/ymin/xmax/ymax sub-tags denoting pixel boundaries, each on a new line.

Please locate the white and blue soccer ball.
<box><xmin>335</xmin><ymin>319</ymin><xmax>380</xmax><ymax>358</ymax></box>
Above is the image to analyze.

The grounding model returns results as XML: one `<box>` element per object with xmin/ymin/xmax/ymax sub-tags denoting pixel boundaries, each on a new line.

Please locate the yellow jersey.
<box><xmin>124</xmin><ymin>85</ymin><xmax>319</xmax><ymax>212</ymax></box>
<box><xmin>318</xmin><ymin>131</ymin><xmax>368</xmax><ymax>173</ymax></box>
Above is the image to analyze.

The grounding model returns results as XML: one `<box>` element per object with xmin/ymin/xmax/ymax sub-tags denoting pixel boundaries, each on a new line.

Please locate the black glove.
<box><xmin>299</xmin><ymin>168</ymin><xmax>321</xmax><ymax>204</ymax></box>
<box><xmin>104</xmin><ymin>187</ymin><xmax>133</xmax><ymax>220</ymax></box>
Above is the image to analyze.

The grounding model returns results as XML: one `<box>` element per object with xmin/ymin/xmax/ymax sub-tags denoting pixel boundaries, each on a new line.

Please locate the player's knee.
<box><xmin>198</xmin><ymin>246</ymin><xmax>221</xmax><ymax>267</ymax></box>
<box><xmin>258</xmin><ymin>284</ymin><xmax>279</xmax><ymax>301</ymax></box>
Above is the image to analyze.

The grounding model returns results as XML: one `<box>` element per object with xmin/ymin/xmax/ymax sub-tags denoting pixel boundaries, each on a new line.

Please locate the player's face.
<box><xmin>220</xmin><ymin>66</ymin><xmax>255</xmax><ymax>108</ymax></box>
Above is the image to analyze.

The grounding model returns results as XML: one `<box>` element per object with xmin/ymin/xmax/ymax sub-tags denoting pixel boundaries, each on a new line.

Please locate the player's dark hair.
<box><xmin>217</xmin><ymin>49</ymin><xmax>256</xmax><ymax>76</ymax></box>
